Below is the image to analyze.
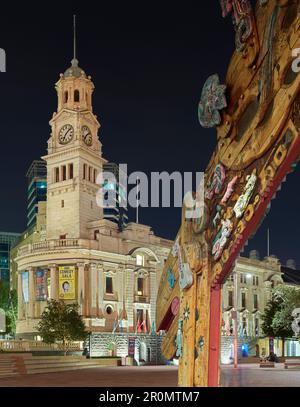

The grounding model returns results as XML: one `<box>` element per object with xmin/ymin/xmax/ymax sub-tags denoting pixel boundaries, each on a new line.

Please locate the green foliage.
<box><xmin>37</xmin><ymin>300</ymin><xmax>87</xmax><ymax>348</ymax></box>
<box><xmin>262</xmin><ymin>285</ymin><xmax>300</xmax><ymax>340</ymax></box>
<box><xmin>0</xmin><ymin>280</ymin><xmax>18</xmax><ymax>335</ymax></box>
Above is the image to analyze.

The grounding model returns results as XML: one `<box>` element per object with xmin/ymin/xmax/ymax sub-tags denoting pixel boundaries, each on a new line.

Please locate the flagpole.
<box><xmin>136</xmin><ymin>177</ymin><xmax>139</xmax><ymax>224</ymax></box>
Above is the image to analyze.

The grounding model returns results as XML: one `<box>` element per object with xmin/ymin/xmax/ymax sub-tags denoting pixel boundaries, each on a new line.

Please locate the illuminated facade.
<box><xmin>15</xmin><ymin>55</ymin><xmax>172</xmax><ymax>339</ymax></box>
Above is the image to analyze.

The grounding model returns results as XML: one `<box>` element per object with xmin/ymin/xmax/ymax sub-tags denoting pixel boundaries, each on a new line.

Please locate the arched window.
<box><xmin>64</xmin><ymin>91</ymin><xmax>68</xmax><ymax>103</ymax></box>
<box><xmin>74</xmin><ymin>89</ymin><xmax>80</xmax><ymax>102</ymax></box>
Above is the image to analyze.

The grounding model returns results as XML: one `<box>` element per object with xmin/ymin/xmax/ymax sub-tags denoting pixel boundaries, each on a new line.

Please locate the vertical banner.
<box><xmin>35</xmin><ymin>269</ymin><xmax>48</xmax><ymax>301</ymax></box>
<box><xmin>128</xmin><ymin>337</ymin><xmax>136</xmax><ymax>357</ymax></box>
<box><xmin>47</xmin><ymin>275</ymin><xmax>51</xmax><ymax>300</ymax></box>
<box><xmin>21</xmin><ymin>271</ymin><xmax>29</xmax><ymax>303</ymax></box>
<box><xmin>59</xmin><ymin>266</ymin><xmax>76</xmax><ymax>300</ymax></box>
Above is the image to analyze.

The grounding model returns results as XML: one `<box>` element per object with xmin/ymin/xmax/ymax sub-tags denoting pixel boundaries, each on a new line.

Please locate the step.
<box><xmin>24</xmin><ymin>358</ymin><xmax>86</xmax><ymax>366</ymax></box>
<box><xmin>0</xmin><ymin>372</ymin><xmax>19</xmax><ymax>378</ymax></box>
<box><xmin>26</xmin><ymin>363</ymin><xmax>109</xmax><ymax>375</ymax></box>
<box><xmin>25</xmin><ymin>361</ymin><xmax>106</xmax><ymax>371</ymax></box>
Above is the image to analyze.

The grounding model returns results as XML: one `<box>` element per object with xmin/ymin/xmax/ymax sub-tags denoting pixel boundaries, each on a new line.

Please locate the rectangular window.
<box><xmin>228</xmin><ymin>274</ymin><xmax>234</xmax><ymax>282</ymax></box>
<box><xmin>88</xmin><ymin>166</ymin><xmax>92</xmax><ymax>182</ymax></box>
<box><xmin>106</xmin><ymin>276</ymin><xmax>113</xmax><ymax>294</ymax></box>
<box><xmin>228</xmin><ymin>290</ymin><xmax>233</xmax><ymax>308</ymax></box>
<box><xmin>254</xmin><ymin>294</ymin><xmax>258</xmax><ymax>309</ymax></box>
<box><xmin>61</xmin><ymin>200</ymin><xmax>64</xmax><ymax>208</ymax></box>
<box><xmin>83</xmin><ymin>164</ymin><xmax>87</xmax><ymax>180</ymax></box>
<box><xmin>255</xmin><ymin>318</ymin><xmax>259</xmax><ymax>336</ymax></box>
<box><xmin>62</xmin><ymin>165</ymin><xmax>66</xmax><ymax>181</ymax></box>
<box><xmin>137</xmin><ymin>278</ymin><xmax>144</xmax><ymax>296</ymax></box>
<box><xmin>252</xmin><ymin>276</ymin><xmax>259</xmax><ymax>286</ymax></box>
<box><xmin>94</xmin><ymin>169</ymin><xmax>97</xmax><ymax>184</ymax></box>
<box><xmin>68</xmin><ymin>163</ymin><xmax>73</xmax><ymax>179</ymax></box>
<box><xmin>241</xmin><ymin>292</ymin><xmax>246</xmax><ymax>308</ymax></box>
<box><xmin>240</xmin><ymin>273</ymin><xmax>246</xmax><ymax>284</ymax></box>
<box><xmin>137</xmin><ymin>309</ymin><xmax>144</xmax><ymax>323</ymax></box>
<box><xmin>55</xmin><ymin>167</ymin><xmax>60</xmax><ymax>183</ymax></box>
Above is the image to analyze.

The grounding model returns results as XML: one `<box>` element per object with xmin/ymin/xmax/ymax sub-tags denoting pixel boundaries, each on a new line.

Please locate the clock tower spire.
<box><xmin>42</xmin><ymin>17</ymin><xmax>106</xmax><ymax>240</ymax></box>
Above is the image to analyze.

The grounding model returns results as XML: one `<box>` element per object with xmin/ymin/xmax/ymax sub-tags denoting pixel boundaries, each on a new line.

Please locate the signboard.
<box><xmin>21</xmin><ymin>271</ymin><xmax>29</xmax><ymax>303</ymax></box>
<box><xmin>35</xmin><ymin>269</ymin><xmax>48</xmax><ymax>301</ymax></box>
<box><xmin>58</xmin><ymin>266</ymin><xmax>76</xmax><ymax>300</ymax></box>
<box><xmin>0</xmin><ymin>309</ymin><xmax>6</xmax><ymax>333</ymax></box>
<box><xmin>128</xmin><ymin>337</ymin><xmax>136</xmax><ymax>357</ymax></box>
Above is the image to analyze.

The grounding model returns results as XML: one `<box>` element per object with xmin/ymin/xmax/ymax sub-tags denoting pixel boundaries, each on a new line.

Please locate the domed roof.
<box><xmin>64</xmin><ymin>58</ymin><xmax>86</xmax><ymax>79</ymax></box>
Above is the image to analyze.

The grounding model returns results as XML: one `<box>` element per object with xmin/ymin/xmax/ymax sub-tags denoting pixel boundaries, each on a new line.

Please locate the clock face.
<box><xmin>58</xmin><ymin>124</ymin><xmax>74</xmax><ymax>145</ymax></box>
<box><xmin>82</xmin><ymin>125</ymin><xmax>93</xmax><ymax>146</ymax></box>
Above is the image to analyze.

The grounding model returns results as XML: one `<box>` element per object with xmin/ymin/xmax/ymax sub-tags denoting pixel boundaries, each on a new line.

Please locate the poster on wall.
<box><xmin>128</xmin><ymin>337</ymin><xmax>136</xmax><ymax>357</ymax></box>
<box><xmin>59</xmin><ymin>266</ymin><xmax>76</xmax><ymax>300</ymax></box>
<box><xmin>21</xmin><ymin>271</ymin><xmax>29</xmax><ymax>303</ymax></box>
<box><xmin>35</xmin><ymin>269</ymin><xmax>48</xmax><ymax>301</ymax></box>
<box><xmin>47</xmin><ymin>275</ymin><xmax>51</xmax><ymax>300</ymax></box>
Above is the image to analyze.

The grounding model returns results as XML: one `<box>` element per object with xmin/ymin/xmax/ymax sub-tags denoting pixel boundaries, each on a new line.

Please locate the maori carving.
<box><xmin>233</xmin><ymin>170</ymin><xmax>257</xmax><ymax>218</ymax></box>
<box><xmin>205</xmin><ymin>164</ymin><xmax>226</xmax><ymax>200</ymax></box>
<box><xmin>156</xmin><ymin>1</ymin><xmax>300</xmax><ymax>388</ymax></box>
<box><xmin>219</xmin><ymin>0</ymin><xmax>254</xmax><ymax>51</ymax></box>
<box><xmin>172</xmin><ymin>240</ymin><xmax>193</xmax><ymax>290</ymax></box>
<box><xmin>221</xmin><ymin>175</ymin><xmax>239</xmax><ymax>204</ymax></box>
<box><xmin>212</xmin><ymin>219</ymin><xmax>233</xmax><ymax>261</ymax></box>
<box><xmin>198</xmin><ymin>74</ymin><xmax>227</xmax><ymax>128</ymax></box>
<box><xmin>175</xmin><ymin>319</ymin><xmax>184</xmax><ymax>358</ymax></box>
<box><xmin>167</xmin><ymin>268</ymin><xmax>176</xmax><ymax>289</ymax></box>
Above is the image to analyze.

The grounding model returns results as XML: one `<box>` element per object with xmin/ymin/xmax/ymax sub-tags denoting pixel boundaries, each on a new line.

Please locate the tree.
<box><xmin>0</xmin><ymin>280</ymin><xmax>18</xmax><ymax>335</ymax></box>
<box><xmin>37</xmin><ymin>300</ymin><xmax>87</xmax><ymax>354</ymax></box>
<box><xmin>261</xmin><ymin>285</ymin><xmax>300</xmax><ymax>356</ymax></box>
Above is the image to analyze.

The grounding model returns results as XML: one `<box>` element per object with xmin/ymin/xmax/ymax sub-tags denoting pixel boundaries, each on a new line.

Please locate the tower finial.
<box><xmin>73</xmin><ymin>14</ymin><xmax>77</xmax><ymax>61</ymax></box>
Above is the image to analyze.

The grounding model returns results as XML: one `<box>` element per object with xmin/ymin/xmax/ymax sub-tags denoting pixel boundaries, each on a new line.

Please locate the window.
<box><xmin>68</xmin><ymin>163</ymin><xmax>73</xmax><ymax>179</ymax></box>
<box><xmin>62</xmin><ymin>165</ymin><xmax>67</xmax><ymax>181</ymax></box>
<box><xmin>61</xmin><ymin>200</ymin><xmax>64</xmax><ymax>208</ymax></box>
<box><xmin>83</xmin><ymin>164</ymin><xmax>87</xmax><ymax>180</ymax></box>
<box><xmin>228</xmin><ymin>291</ymin><xmax>233</xmax><ymax>308</ymax></box>
<box><xmin>253</xmin><ymin>275</ymin><xmax>259</xmax><ymax>286</ymax></box>
<box><xmin>241</xmin><ymin>292</ymin><xmax>246</xmax><ymax>308</ymax></box>
<box><xmin>255</xmin><ymin>318</ymin><xmax>259</xmax><ymax>336</ymax></box>
<box><xmin>253</xmin><ymin>294</ymin><xmax>258</xmax><ymax>309</ymax></box>
<box><xmin>54</xmin><ymin>167</ymin><xmax>60</xmax><ymax>183</ymax></box>
<box><xmin>94</xmin><ymin>169</ymin><xmax>97</xmax><ymax>184</ymax></box>
<box><xmin>240</xmin><ymin>273</ymin><xmax>247</xmax><ymax>284</ymax></box>
<box><xmin>106</xmin><ymin>305</ymin><xmax>113</xmax><ymax>315</ymax></box>
<box><xmin>64</xmin><ymin>91</ymin><xmax>68</xmax><ymax>103</ymax></box>
<box><xmin>74</xmin><ymin>89</ymin><xmax>80</xmax><ymax>102</ymax></box>
<box><xmin>60</xmin><ymin>234</ymin><xmax>66</xmax><ymax>239</ymax></box>
<box><xmin>137</xmin><ymin>277</ymin><xmax>144</xmax><ymax>296</ymax></box>
<box><xmin>106</xmin><ymin>276</ymin><xmax>113</xmax><ymax>294</ymax></box>
<box><xmin>228</xmin><ymin>274</ymin><xmax>234</xmax><ymax>282</ymax></box>
<box><xmin>88</xmin><ymin>166</ymin><xmax>92</xmax><ymax>182</ymax></box>
<box><xmin>137</xmin><ymin>309</ymin><xmax>144</xmax><ymax>323</ymax></box>
<box><xmin>94</xmin><ymin>230</ymin><xmax>99</xmax><ymax>240</ymax></box>
<box><xmin>242</xmin><ymin>317</ymin><xmax>247</xmax><ymax>334</ymax></box>
<box><xmin>136</xmin><ymin>254</ymin><xmax>144</xmax><ymax>266</ymax></box>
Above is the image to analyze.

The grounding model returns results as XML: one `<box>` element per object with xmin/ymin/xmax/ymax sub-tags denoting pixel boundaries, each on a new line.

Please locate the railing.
<box><xmin>0</xmin><ymin>340</ymin><xmax>82</xmax><ymax>352</ymax></box>
<box><xmin>17</xmin><ymin>239</ymin><xmax>83</xmax><ymax>257</ymax></box>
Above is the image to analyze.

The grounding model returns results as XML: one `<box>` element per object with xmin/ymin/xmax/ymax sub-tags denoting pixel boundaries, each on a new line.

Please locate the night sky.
<box><xmin>0</xmin><ymin>2</ymin><xmax>299</xmax><ymax>266</ymax></box>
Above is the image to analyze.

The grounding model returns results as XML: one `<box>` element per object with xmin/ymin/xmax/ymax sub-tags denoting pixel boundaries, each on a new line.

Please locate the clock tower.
<box><xmin>43</xmin><ymin>45</ymin><xmax>105</xmax><ymax>240</ymax></box>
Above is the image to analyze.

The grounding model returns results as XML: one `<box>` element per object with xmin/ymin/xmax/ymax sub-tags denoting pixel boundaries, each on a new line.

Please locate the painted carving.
<box><xmin>233</xmin><ymin>171</ymin><xmax>257</xmax><ymax>219</ymax></box>
<box><xmin>219</xmin><ymin>0</ymin><xmax>254</xmax><ymax>52</ymax></box>
<box><xmin>167</xmin><ymin>268</ymin><xmax>176</xmax><ymax>289</ymax></box>
<box><xmin>172</xmin><ymin>240</ymin><xmax>193</xmax><ymax>290</ymax></box>
<box><xmin>198</xmin><ymin>74</ymin><xmax>227</xmax><ymax>128</ymax></box>
<box><xmin>212</xmin><ymin>219</ymin><xmax>233</xmax><ymax>261</ymax></box>
<box><xmin>183</xmin><ymin>306</ymin><xmax>190</xmax><ymax>321</ymax></box>
<box><xmin>213</xmin><ymin>205</ymin><xmax>222</xmax><ymax>228</ymax></box>
<box><xmin>205</xmin><ymin>164</ymin><xmax>226</xmax><ymax>200</ymax></box>
<box><xmin>221</xmin><ymin>176</ymin><xmax>239</xmax><ymax>204</ymax></box>
<box><xmin>175</xmin><ymin>319</ymin><xmax>184</xmax><ymax>358</ymax></box>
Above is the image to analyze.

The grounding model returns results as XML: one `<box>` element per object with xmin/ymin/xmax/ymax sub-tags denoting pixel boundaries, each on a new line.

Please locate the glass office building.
<box><xmin>26</xmin><ymin>160</ymin><xmax>47</xmax><ymax>228</ymax></box>
<box><xmin>0</xmin><ymin>232</ymin><xmax>21</xmax><ymax>282</ymax></box>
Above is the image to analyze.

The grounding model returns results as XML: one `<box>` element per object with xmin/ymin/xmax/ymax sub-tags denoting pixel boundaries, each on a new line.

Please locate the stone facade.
<box><xmin>15</xmin><ymin>57</ymin><xmax>172</xmax><ymax>339</ymax></box>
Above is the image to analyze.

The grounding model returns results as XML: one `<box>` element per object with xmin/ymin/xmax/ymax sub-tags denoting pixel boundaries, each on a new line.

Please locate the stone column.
<box><xmin>98</xmin><ymin>265</ymin><xmax>104</xmax><ymax>316</ymax></box>
<box><xmin>49</xmin><ymin>264</ymin><xmax>58</xmax><ymax>300</ymax></box>
<box><xmin>90</xmin><ymin>263</ymin><xmax>97</xmax><ymax>316</ymax></box>
<box><xmin>77</xmin><ymin>263</ymin><xmax>85</xmax><ymax>316</ymax></box>
<box><xmin>17</xmin><ymin>272</ymin><xmax>23</xmax><ymax>320</ymax></box>
<box><xmin>28</xmin><ymin>267</ymin><xmax>35</xmax><ymax>318</ymax></box>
